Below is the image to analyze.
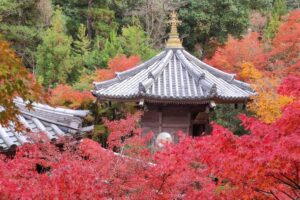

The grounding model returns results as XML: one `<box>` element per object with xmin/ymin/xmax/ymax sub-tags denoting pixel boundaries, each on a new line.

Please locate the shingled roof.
<box><xmin>0</xmin><ymin>98</ymin><xmax>94</xmax><ymax>150</ymax></box>
<box><xmin>92</xmin><ymin>11</ymin><xmax>255</xmax><ymax>104</ymax></box>
<box><xmin>93</xmin><ymin>49</ymin><xmax>254</xmax><ymax>104</ymax></box>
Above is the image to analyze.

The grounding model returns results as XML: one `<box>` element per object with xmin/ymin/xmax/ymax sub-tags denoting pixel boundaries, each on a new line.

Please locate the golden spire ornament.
<box><xmin>166</xmin><ymin>10</ymin><xmax>183</xmax><ymax>48</ymax></box>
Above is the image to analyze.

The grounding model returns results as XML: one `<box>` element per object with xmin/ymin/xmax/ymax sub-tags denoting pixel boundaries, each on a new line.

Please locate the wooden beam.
<box><xmin>158</xmin><ymin>110</ymin><xmax>162</xmax><ymax>133</ymax></box>
<box><xmin>161</xmin><ymin>123</ymin><xmax>189</xmax><ymax>128</ymax></box>
<box><xmin>141</xmin><ymin>122</ymin><xmax>159</xmax><ymax>127</ymax></box>
<box><xmin>187</xmin><ymin>111</ymin><xmax>191</xmax><ymax>135</ymax></box>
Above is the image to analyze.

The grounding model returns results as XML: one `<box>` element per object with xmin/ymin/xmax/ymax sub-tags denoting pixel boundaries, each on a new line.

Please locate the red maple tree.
<box><xmin>205</xmin><ymin>32</ymin><xmax>267</xmax><ymax>78</ymax></box>
<box><xmin>267</xmin><ymin>10</ymin><xmax>300</xmax><ymax>77</ymax></box>
<box><xmin>95</xmin><ymin>54</ymin><xmax>141</xmax><ymax>82</ymax></box>
<box><xmin>278</xmin><ymin>75</ymin><xmax>300</xmax><ymax>99</ymax></box>
<box><xmin>1</xmin><ymin>85</ymin><xmax>299</xmax><ymax>199</ymax></box>
<box><xmin>49</xmin><ymin>84</ymin><xmax>94</xmax><ymax>109</ymax></box>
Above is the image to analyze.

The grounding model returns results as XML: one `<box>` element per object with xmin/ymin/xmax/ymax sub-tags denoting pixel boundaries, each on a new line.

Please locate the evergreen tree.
<box><xmin>73</xmin><ymin>24</ymin><xmax>91</xmax><ymax>56</ymax></box>
<box><xmin>0</xmin><ymin>0</ymin><xmax>53</xmax><ymax>68</ymax></box>
<box><xmin>71</xmin><ymin>23</ymin><xmax>93</xmax><ymax>78</ymax></box>
<box><xmin>36</xmin><ymin>8</ymin><xmax>73</xmax><ymax>88</ymax></box>
<box><xmin>96</xmin><ymin>24</ymin><xmax>156</xmax><ymax>67</ymax></box>
<box><xmin>97</xmin><ymin>31</ymin><xmax>124</xmax><ymax>67</ymax></box>
<box><xmin>178</xmin><ymin>0</ymin><xmax>273</xmax><ymax>57</ymax></box>
<box><xmin>120</xmin><ymin>24</ymin><xmax>156</xmax><ymax>61</ymax></box>
<box><xmin>286</xmin><ymin>0</ymin><xmax>300</xmax><ymax>9</ymax></box>
<box><xmin>52</xmin><ymin>0</ymin><xmax>117</xmax><ymax>44</ymax></box>
<box><xmin>210</xmin><ymin>104</ymin><xmax>251</xmax><ymax>136</ymax></box>
<box><xmin>264</xmin><ymin>0</ymin><xmax>287</xmax><ymax>40</ymax></box>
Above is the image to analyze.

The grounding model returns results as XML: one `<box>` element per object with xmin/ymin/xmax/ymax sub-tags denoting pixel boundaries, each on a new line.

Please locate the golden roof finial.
<box><xmin>166</xmin><ymin>10</ymin><xmax>183</xmax><ymax>49</ymax></box>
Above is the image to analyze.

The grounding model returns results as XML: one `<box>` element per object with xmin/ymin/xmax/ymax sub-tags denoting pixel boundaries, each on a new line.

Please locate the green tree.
<box><xmin>96</xmin><ymin>24</ymin><xmax>157</xmax><ymax>67</ymax></box>
<box><xmin>264</xmin><ymin>0</ymin><xmax>287</xmax><ymax>40</ymax></box>
<box><xmin>36</xmin><ymin>8</ymin><xmax>73</xmax><ymax>88</ymax></box>
<box><xmin>120</xmin><ymin>24</ymin><xmax>156</xmax><ymax>61</ymax></box>
<box><xmin>97</xmin><ymin>31</ymin><xmax>124</xmax><ymax>67</ymax></box>
<box><xmin>178</xmin><ymin>0</ymin><xmax>272</xmax><ymax>57</ymax></box>
<box><xmin>210</xmin><ymin>104</ymin><xmax>251</xmax><ymax>136</ymax></box>
<box><xmin>0</xmin><ymin>0</ymin><xmax>53</xmax><ymax>68</ymax></box>
<box><xmin>286</xmin><ymin>0</ymin><xmax>300</xmax><ymax>9</ymax></box>
<box><xmin>53</xmin><ymin>0</ymin><xmax>117</xmax><ymax>43</ymax></box>
<box><xmin>71</xmin><ymin>23</ymin><xmax>97</xmax><ymax>79</ymax></box>
<box><xmin>73</xmin><ymin>24</ymin><xmax>91</xmax><ymax>56</ymax></box>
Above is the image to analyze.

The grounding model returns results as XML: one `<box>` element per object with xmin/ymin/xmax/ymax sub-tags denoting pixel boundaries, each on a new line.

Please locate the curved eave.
<box><xmin>14</xmin><ymin>98</ymin><xmax>89</xmax><ymax>117</ymax></box>
<box><xmin>95</xmin><ymin>93</ymin><xmax>252</xmax><ymax>105</ymax></box>
<box><xmin>93</xmin><ymin>51</ymin><xmax>167</xmax><ymax>90</ymax></box>
<box><xmin>93</xmin><ymin>48</ymin><xmax>256</xmax><ymax>104</ymax></box>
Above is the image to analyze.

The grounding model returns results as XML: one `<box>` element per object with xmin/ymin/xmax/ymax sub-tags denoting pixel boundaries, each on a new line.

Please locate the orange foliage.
<box><xmin>246</xmin><ymin>11</ymin><xmax>300</xmax><ymax>123</ymax></box>
<box><xmin>49</xmin><ymin>85</ymin><xmax>94</xmax><ymax>109</ymax></box>
<box><xmin>207</xmin><ymin>11</ymin><xmax>300</xmax><ymax>79</ymax></box>
<box><xmin>206</xmin><ymin>10</ymin><xmax>300</xmax><ymax>123</ymax></box>
<box><xmin>94</xmin><ymin>69</ymin><xmax>115</xmax><ymax>82</ymax></box>
<box><xmin>0</xmin><ymin>40</ymin><xmax>45</xmax><ymax>127</ymax></box>
<box><xmin>267</xmin><ymin>10</ymin><xmax>300</xmax><ymax>77</ymax></box>
<box><xmin>108</xmin><ymin>54</ymin><xmax>140</xmax><ymax>72</ymax></box>
<box><xmin>94</xmin><ymin>54</ymin><xmax>140</xmax><ymax>82</ymax></box>
<box><xmin>206</xmin><ymin>32</ymin><xmax>267</xmax><ymax>79</ymax></box>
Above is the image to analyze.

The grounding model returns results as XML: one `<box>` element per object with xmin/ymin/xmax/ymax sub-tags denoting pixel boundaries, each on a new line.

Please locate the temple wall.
<box><xmin>141</xmin><ymin>104</ymin><xmax>209</xmax><ymax>143</ymax></box>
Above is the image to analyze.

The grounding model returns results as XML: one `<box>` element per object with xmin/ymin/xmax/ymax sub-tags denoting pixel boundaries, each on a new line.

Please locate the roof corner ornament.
<box><xmin>230</xmin><ymin>74</ymin><xmax>236</xmax><ymax>82</ymax></box>
<box><xmin>139</xmin><ymin>99</ymin><xmax>145</xmax><ymax>107</ymax></box>
<box><xmin>209</xmin><ymin>84</ymin><xmax>218</xmax><ymax>96</ymax></box>
<box><xmin>209</xmin><ymin>101</ymin><xmax>216</xmax><ymax>108</ymax></box>
<box><xmin>197</xmin><ymin>73</ymin><xmax>205</xmax><ymax>85</ymax></box>
<box><xmin>166</xmin><ymin>10</ymin><xmax>183</xmax><ymax>49</ymax></box>
<box><xmin>139</xmin><ymin>82</ymin><xmax>146</xmax><ymax>93</ymax></box>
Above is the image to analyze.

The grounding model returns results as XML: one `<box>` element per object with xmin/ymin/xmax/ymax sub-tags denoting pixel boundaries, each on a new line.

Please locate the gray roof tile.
<box><xmin>93</xmin><ymin>49</ymin><xmax>255</xmax><ymax>104</ymax></box>
<box><xmin>0</xmin><ymin>100</ymin><xmax>94</xmax><ymax>150</ymax></box>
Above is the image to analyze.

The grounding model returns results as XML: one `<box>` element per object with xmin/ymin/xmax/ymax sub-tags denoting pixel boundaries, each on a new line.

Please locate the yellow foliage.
<box><xmin>238</xmin><ymin>62</ymin><xmax>292</xmax><ymax>123</ymax></box>
<box><xmin>248</xmin><ymin>77</ymin><xmax>293</xmax><ymax>123</ymax></box>
<box><xmin>240</xmin><ymin>62</ymin><xmax>263</xmax><ymax>81</ymax></box>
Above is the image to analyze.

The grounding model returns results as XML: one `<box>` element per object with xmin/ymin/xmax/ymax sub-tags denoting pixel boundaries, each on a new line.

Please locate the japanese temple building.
<box><xmin>0</xmin><ymin>98</ymin><xmax>94</xmax><ymax>151</ymax></box>
<box><xmin>93</xmin><ymin>11</ymin><xmax>255</xmax><ymax>139</ymax></box>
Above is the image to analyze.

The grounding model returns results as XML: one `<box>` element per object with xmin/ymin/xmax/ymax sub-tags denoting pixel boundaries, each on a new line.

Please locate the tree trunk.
<box><xmin>86</xmin><ymin>0</ymin><xmax>93</xmax><ymax>39</ymax></box>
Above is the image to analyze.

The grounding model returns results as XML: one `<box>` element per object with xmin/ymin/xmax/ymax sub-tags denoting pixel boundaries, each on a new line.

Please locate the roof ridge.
<box><xmin>182</xmin><ymin>50</ymin><xmax>254</xmax><ymax>92</ymax></box>
<box><xmin>175</xmin><ymin>50</ymin><xmax>205</xmax><ymax>84</ymax></box>
<box><xmin>116</xmin><ymin>51</ymin><xmax>166</xmax><ymax>80</ymax></box>
<box><xmin>182</xmin><ymin>50</ymin><xmax>236</xmax><ymax>82</ymax></box>
<box><xmin>139</xmin><ymin>50</ymin><xmax>173</xmax><ymax>93</ymax></box>
<box><xmin>93</xmin><ymin>48</ymin><xmax>255</xmax><ymax>103</ymax></box>
<box><xmin>14</xmin><ymin>98</ymin><xmax>89</xmax><ymax>117</ymax></box>
<box><xmin>93</xmin><ymin>51</ymin><xmax>166</xmax><ymax>90</ymax></box>
<box><xmin>176</xmin><ymin>50</ymin><xmax>222</xmax><ymax>96</ymax></box>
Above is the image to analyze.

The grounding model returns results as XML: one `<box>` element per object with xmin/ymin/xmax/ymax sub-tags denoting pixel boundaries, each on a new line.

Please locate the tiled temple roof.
<box><xmin>0</xmin><ymin>98</ymin><xmax>94</xmax><ymax>150</ymax></box>
<box><xmin>93</xmin><ymin>49</ymin><xmax>255</xmax><ymax>104</ymax></box>
<box><xmin>93</xmin><ymin>11</ymin><xmax>255</xmax><ymax>104</ymax></box>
